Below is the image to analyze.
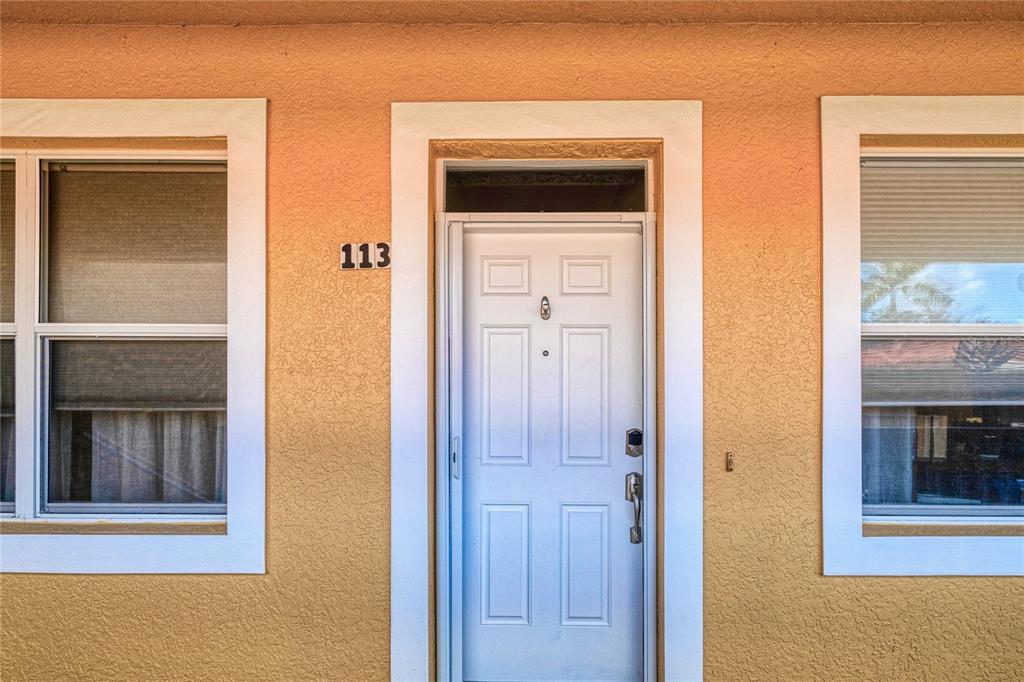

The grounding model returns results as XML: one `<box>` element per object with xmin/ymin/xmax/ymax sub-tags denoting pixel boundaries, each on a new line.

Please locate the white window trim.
<box><xmin>391</xmin><ymin>101</ymin><xmax>703</xmax><ymax>681</ymax></box>
<box><xmin>821</xmin><ymin>95</ymin><xmax>1024</xmax><ymax>576</ymax></box>
<box><xmin>0</xmin><ymin>99</ymin><xmax>266</xmax><ymax>573</ymax></box>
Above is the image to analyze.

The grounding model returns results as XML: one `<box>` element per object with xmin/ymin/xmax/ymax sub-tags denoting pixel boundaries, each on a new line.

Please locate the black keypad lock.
<box><xmin>625</xmin><ymin>428</ymin><xmax>643</xmax><ymax>457</ymax></box>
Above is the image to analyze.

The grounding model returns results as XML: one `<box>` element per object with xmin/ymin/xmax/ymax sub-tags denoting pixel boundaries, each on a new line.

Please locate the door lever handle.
<box><xmin>624</xmin><ymin>472</ymin><xmax>642</xmax><ymax>544</ymax></box>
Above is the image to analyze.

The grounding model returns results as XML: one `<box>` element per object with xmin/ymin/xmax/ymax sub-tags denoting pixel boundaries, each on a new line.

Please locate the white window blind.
<box><xmin>860</xmin><ymin>157</ymin><xmax>1024</xmax><ymax>325</ymax></box>
<box><xmin>0</xmin><ymin>162</ymin><xmax>14</xmax><ymax>322</ymax></box>
<box><xmin>49</xmin><ymin>340</ymin><xmax>225</xmax><ymax>410</ymax></box>
<box><xmin>43</xmin><ymin>163</ymin><xmax>227</xmax><ymax>324</ymax></box>
<box><xmin>861</xmin><ymin>158</ymin><xmax>1024</xmax><ymax>262</ymax></box>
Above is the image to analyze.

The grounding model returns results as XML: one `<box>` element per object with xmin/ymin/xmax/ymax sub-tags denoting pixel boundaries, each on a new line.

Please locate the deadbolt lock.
<box><xmin>625</xmin><ymin>428</ymin><xmax>643</xmax><ymax>457</ymax></box>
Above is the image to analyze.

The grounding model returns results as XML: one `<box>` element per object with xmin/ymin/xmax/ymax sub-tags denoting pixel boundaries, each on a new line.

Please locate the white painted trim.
<box><xmin>391</xmin><ymin>101</ymin><xmax>703</xmax><ymax>681</ymax></box>
<box><xmin>860</xmin><ymin>147</ymin><xmax>1023</xmax><ymax>157</ymax></box>
<box><xmin>435</xmin><ymin>215</ymin><xmax>464</xmax><ymax>682</ymax></box>
<box><xmin>444</xmin><ymin>159</ymin><xmax>648</xmax><ymax>170</ymax></box>
<box><xmin>0</xmin><ymin>99</ymin><xmax>266</xmax><ymax>574</ymax></box>
<box><xmin>640</xmin><ymin>211</ymin><xmax>659</xmax><ymax>682</ymax></box>
<box><xmin>821</xmin><ymin>95</ymin><xmax>1024</xmax><ymax>576</ymax></box>
<box><xmin>33</xmin><ymin>324</ymin><xmax>228</xmax><ymax>337</ymax></box>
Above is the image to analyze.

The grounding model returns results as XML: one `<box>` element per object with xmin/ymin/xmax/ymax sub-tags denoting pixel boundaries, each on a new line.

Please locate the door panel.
<box><xmin>462</xmin><ymin>230</ymin><xmax>643</xmax><ymax>682</ymax></box>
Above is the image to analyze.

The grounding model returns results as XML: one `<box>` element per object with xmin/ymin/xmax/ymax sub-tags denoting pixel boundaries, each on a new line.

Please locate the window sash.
<box><xmin>3</xmin><ymin>149</ymin><xmax>231</xmax><ymax>521</ymax></box>
<box><xmin>859</xmin><ymin>152</ymin><xmax>1024</xmax><ymax>520</ymax></box>
<box><xmin>865</xmin><ymin>504</ymin><xmax>1024</xmax><ymax>518</ymax></box>
<box><xmin>39</xmin><ymin>160</ymin><xmax>228</xmax><ymax>325</ymax></box>
<box><xmin>42</xmin><ymin>502</ymin><xmax>227</xmax><ymax>516</ymax></box>
<box><xmin>0</xmin><ymin>156</ymin><xmax>18</xmax><ymax>515</ymax></box>
<box><xmin>39</xmin><ymin>336</ymin><xmax>227</xmax><ymax>513</ymax></box>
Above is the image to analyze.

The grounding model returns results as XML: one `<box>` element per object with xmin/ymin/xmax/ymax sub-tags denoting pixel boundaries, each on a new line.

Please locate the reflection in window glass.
<box><xmin>46</xmin><ymin>340</ymin><xmax>226</xmax><ymax>510</ymax></box>
<box><xmin>861</xmin><ymin>158</ymin><xmax>1024</xmax><ymax>324</ymax></box>
<box><xmin>862</xmin><ymin>338</ymin><xmax>1024</xmax><ymax>508</ymax></box>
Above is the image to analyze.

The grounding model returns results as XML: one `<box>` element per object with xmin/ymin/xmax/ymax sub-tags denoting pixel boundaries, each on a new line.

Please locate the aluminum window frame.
<box><xmin>0</xmin><ymin>155</ymin><xmax>18</xmax><ymax>514</ymax></box>
<box><xmin>0</xmin><ymin>99</ymin><xmax>265</xmax><ymax>574</ymax></box>
<box><xmin>858</xmin><ymin>159</ymin><xmax>1024</xmax><ymax>517</ymax></box>
<box><xmin>38</xmin><ymin>333</ymin><xmax>229</xmax><ymax>517</ymax></box>
<box><xmin>822</xmin><ymin>95</ymin><xmax>1024</xmax><ymax>576</ymax></box>
<box><xmin>26</xmin><ymin>154</ymin><xmax>229</xmax><ymax>518</ymax></box>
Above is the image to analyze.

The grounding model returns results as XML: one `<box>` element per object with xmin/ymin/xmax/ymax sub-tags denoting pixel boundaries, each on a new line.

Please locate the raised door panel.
<box><xmin>482</xmin><ymin>256</ymin><xmax>531</xmax><ymax>296</ymax></box>
<box><xmin>561</xmin><ymin>504</ymin><xmax>610</xmax><ymax>626</ymax></box>
<box><xmin>561</xmin><ymin>326</ymin><xmax>610</xmax><ymax>465</ymax></box>
<box><xmin>481</xmin><ymin>326</ymin><xmax>530</xmax><ymax>465</ymax></box>
<box><xmin>481</xmin><ymin>503</ymin><xmax>531</xmax><ymax>625</ymax></box>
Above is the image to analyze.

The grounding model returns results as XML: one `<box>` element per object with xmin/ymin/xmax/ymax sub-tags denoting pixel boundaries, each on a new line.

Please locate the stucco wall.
<box><xmin>1</xmin><ymin>19</ymin><xmax>1022</xmax><ymax>682</ymax></box>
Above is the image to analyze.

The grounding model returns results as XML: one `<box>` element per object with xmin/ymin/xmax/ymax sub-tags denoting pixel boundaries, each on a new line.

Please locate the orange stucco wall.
<box><xmin>1</xmin><ymin>18</ymin><xmax>1023</xmax><ymax>682</ymax></box>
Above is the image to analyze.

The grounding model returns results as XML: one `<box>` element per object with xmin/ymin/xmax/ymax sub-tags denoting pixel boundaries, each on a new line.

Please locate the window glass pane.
<box><xmin>1</xmin><ymin>160</ymin><xmax>15</xmax><ymax>323</ymax></box>
<box><xmin>1</xmin><ymin>339</ymin><xmax>13</xmax><ymax>506</ymax></box>
<box><xmin>445</xmin><ymin>168</ymin><xmax>646</xmax><ymax>212</ymax></box>
<box><xmin>46</xmin><ymin>339</ymin><xmax>226</xmax><ymax>510</ymax></box>
<box><xmin>862</xmin><ymin>338</ymin><xmax>1024</xmax><ymax>509</ymax></box>
<box><xmin>43</xmin><ymin>162</ymin><xmax>227</xmax><ymax>323</ymax></box>
<box><xmin>860</xmin><ymin>158</ymin><xmax>1024</xmax><ymax>324</ymax></box>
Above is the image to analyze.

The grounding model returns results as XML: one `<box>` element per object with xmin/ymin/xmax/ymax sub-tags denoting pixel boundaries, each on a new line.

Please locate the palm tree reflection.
<box><xmin>861</xmin><ymin>262</ymin><xmax>954</xmax><ymax>323</ymax></box>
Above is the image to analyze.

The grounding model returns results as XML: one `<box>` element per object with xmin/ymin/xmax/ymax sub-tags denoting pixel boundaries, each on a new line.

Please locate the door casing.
<box><xmin>435</xmin><ymin>208</ymin><xmax>658</xmax><ymax>682</ymax></box>
<box><xmin>390</xmin><ymin>102</ymin><xmax>704</xmax><ymax>682</ymax></box>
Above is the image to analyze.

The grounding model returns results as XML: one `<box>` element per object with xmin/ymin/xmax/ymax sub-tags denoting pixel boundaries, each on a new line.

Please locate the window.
<box><xmin>41</xmin><ymin>162</ymin><xmax>228</xmax><ymax>515</ymax></box>
<box><xmin>444</xmin><ymin>166</ymin><xmax>647</xmax><ymax>212</ymax></box>
<box><xmin>823</xmin><ymin>96</ymin><xmax>1024</xmax><ymax>575</ymax></box>
<box><xmin>1</xmin><ymin>159</ymin><xmax>15</xmax><ymax>513</ymax></box>
<box><xmin>860</xmin><ymin>158</ymin><xmax>1024</xmax><ymax>515</ymax></box>
<box><xmin>0</xmin><ymin>99</ymin><xmax>265</xmax><ymax>573</ymax></box>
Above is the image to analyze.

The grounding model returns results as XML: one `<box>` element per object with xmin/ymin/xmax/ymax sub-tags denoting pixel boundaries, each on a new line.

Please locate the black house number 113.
<box><xmin>340</xmin><ymin>242</ymin><xmax>391</xmax><ymax>270</ymax></box>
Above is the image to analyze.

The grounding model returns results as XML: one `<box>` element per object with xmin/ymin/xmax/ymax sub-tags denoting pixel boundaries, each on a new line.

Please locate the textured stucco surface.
<box><xmin>1</xmin><ymin>19</ymin><xmax>1023</xmax><ymax>682</ymax></box>
<box><xmin>6</xmin><ymin>0</ymin><xmax>1024</xmax><ymax>25</ymax></box>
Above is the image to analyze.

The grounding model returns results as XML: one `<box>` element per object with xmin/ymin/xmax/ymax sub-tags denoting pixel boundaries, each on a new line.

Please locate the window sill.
<box><xmin>863</xmin><ymin>522</ymin><xmax>1024</xmax><ymax>537</ymax></box>
<box><xmin>0</xmin><ymin>519</ymin><xmax>227</xmax><ymax>535</ymax></box>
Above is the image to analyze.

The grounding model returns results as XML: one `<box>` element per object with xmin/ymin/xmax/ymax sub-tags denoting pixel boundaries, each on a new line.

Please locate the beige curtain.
<box><xmin>862</xmin><ymin>407</ymin><xmax>916</xmax><ymax>504</ymax></box>
<box><xmin>0</xmin><ymin>417</ymin><xmax>13</xmax><ymax>503</ymax></box>
<box><xmin>51</xmin><ymin>410</ymin><xmax>225</xmax><ymax>504</ymax></box>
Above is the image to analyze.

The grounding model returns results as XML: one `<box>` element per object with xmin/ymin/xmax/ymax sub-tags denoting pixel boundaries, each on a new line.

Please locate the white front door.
<box><xmin>459</xmin><ymin>220</ymin><xmax>647</xmax><ymax>681</ymax></box>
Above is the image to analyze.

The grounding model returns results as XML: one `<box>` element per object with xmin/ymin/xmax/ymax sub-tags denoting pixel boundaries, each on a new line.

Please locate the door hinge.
<box><xmin>451</xmin><ymin>436</ymin><xmax>460</xmax><ymax>479</ymax></box>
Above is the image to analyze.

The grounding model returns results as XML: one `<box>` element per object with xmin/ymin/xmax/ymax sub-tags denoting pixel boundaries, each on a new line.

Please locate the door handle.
<box><xmin>624</xmin><ymin>472</ymin><xmax>642</xmax><ymax>544</ymax></box>
<box><xmin>540</xmin><ymin>295</ymin><xmax>551</xmax><ymax>320</ymax></box>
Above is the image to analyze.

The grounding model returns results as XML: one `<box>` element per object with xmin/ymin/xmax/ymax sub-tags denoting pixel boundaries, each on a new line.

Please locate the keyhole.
<box><xmin>542</xmin><ymin>350</ymin><xmax>550</xmax><ymax>357</ymax></box>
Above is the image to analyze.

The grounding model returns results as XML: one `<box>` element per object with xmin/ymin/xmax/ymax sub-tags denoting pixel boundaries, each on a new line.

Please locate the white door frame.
<box><xmin>436</xmin><ymin>211</ymin><xmax>658</xmax><ymax>682</ymax></box>
<box><xmin>391</xmin><ymin>101</ymin><xmax>703</xmax><ymax>681</ymax></box>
